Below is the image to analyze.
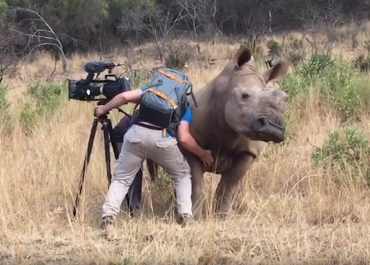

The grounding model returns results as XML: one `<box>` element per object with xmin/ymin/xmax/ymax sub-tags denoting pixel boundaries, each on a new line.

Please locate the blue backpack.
<box><xmin>137</xmin><ymin>67</ymin><xmax>198</xmax><ymax>136</ymax></box>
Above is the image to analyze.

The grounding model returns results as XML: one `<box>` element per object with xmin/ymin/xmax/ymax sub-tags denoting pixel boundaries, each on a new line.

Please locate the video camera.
<box><xmin>67</xmin><ymin>60</ymin><xmax>131</xmax><ymax>102</ymax></box>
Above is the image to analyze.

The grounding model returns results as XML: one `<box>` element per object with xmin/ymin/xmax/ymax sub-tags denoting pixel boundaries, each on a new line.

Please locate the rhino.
<box><xmin>116</xmin><ymin>45</ymin><xmax>290</xmax><ymax>220</ymax></box>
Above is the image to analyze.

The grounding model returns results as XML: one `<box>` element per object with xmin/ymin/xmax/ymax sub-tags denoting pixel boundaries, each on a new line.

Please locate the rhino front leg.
<box><xmin>215</xmin><ymin>153</ymin><xmax>254</xmax><ymax>217</ymax></box>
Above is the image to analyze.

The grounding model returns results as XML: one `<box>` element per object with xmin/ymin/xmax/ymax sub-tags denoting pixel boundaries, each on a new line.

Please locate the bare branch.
<box><xmin>146</xmin><ymin>8</ymin><xmax>187</xmax><ymax>62</ymax></box>
<box><xmin>10</xmin><ymin>6</ymin><xmax>68</xmax><ymax>73</ymax></box>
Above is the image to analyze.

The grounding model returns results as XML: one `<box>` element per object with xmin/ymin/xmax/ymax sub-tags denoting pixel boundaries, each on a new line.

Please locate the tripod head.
<box><xmin>95</xmin><ymin>98</ymin><xmax>132</xmax><ymax>119</ymax></box>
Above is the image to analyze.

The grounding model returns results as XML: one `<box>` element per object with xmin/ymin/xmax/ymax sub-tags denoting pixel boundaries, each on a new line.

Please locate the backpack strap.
<box><xmin>142</xmin><ymin>88</ymin><xmax>178</xmax><ymax>111</ymax></box>
<box><xmin>142</xmin><ymin>88</ymin><xmax>179</xmax><ymax>138</ymax></box>
<box><xmin>158</xmin><ymin>69</ymin><xmax>189</xmax><ymax>84</ymax></box>
<box><xmin>158</xmin><ymin>68</ymin><xmax>198</xmax><ymax>109</ymax></box>
<box><xmin>187</xmin><ymin>84</ymin><xmax>198</xmax><ymax>108</ymax></box>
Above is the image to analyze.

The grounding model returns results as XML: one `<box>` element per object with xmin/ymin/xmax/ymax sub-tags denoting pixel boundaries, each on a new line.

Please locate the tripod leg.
<box><xmin>72</xmin><ymin>119</ymin><xmax>98</xmax><ymax>218</ymax></box>
<box><xmin>102</xmin><ymin>120</ymin><xmax>113</xmax><ymax>187</ymax></box>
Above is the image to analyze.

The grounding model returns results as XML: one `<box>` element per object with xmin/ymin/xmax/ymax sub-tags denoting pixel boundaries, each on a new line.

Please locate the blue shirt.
<box><xmin>137</xmin><ymin>86</ymin><xmax>191</xmax><ymax>137</ymax></box>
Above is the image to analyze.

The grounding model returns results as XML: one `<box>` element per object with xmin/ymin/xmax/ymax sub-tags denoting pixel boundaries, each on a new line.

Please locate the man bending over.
<box><xmin>94</xmin><ymin>73</ymin><xmax>213</xmax><ymax>230</ymax></box>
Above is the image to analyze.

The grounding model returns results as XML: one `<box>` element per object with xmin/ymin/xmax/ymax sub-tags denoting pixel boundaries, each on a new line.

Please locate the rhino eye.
<box><xmin>241</xmin><ymin>93</ymin><xmax>250</xmax><ymax>99</ymax></box>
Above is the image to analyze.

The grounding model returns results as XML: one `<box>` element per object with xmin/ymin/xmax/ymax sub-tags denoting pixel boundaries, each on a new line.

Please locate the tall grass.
<box><xmin>1</xmin><ymin>25</ymin><xmax>370</xmax><ymax>264</ymax></box>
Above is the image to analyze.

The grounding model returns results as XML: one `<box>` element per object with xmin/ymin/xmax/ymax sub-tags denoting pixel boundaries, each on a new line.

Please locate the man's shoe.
<box><xmin>99</xmin><ymin>215</ymin><xmax>114</xmax><ymax>230</ymax></box>
<box><xmin>177</xmin><ymin>213</ymin><xmax>192</xmax><ymax>227</ymax></box>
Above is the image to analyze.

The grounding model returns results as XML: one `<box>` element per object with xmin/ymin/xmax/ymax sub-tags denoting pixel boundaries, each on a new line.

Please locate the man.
<box><xmin>94</xmin><ymin>85</ymin><xmax>214</xmax><ymax>229</ymax></box>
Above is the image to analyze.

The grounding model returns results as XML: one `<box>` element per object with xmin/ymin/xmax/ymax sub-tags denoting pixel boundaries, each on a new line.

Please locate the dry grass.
<box><xmin>2</xmin><ymin>24</ymin><xmax>370</xmax><ymax>264</ymax></box>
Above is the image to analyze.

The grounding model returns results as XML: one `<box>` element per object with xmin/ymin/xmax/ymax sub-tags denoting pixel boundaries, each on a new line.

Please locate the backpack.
<box><xmin>136</xmin><ymin>67</ymin><xmax>198</xmax><ymax>137</ymax></box>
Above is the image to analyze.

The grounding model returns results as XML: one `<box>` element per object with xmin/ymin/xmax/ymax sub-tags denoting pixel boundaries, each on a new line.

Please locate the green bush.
<box><xmin>288</xmin><ymin>36</ymin><xmax>303</xmax><ymax>50</ymax></box>
<box><xmin>131</xmin><ymin>68</ymin><xmax>150</xmax><ymax>88</ymax></box>
<box><xmin>278</xmin><ymin>71</ymin><xmax>308</xmax><ymax>100</ymax></box>
<box><xmin>165</xmin><ymin>53</ymin><xmax>187</xmax><ymax>70</ymax></box>
<box><xmin>311</xmin><ymin>126</ymin><xmax>370</xmax><ymax>186</ymax></box>
<box><xmin>0</xmin><ymin>83</ymin><xmax>11</xmax><ymax>136</ymax></box>
<box><xmin>19</xmin><ymin>103</ymin><xmax>37</xmax><ymax>136</ymax></box>
<box><xmin>298</xmin><ymin>53</ymin><xmax>334</xmax><ymax>80</ymax></box>
<box><xmin>288</xmin><ymin>51</ymin><xmax>305</xmax><ymax>67</ymax></box>
<box><xmin>266</xmin><ymin>39</ymin><xmax>282</xmax><ymax>57</ymax></box>
<box><xmin>278</xmin><ymin>53</ymin><xmax>335</xmax><ymax>102</ymax></box>
<box><xmin>279</xmin><ymin>53</ymin><xmax>366</xmax><ymax>120</ymax></box>
<box><xmin>353</xmin><ymin>54</ymin><xmax>370</xmax><ymax>73</ymax></box>
<box><xmin>286</xmin><ymin>36</ymin><xmax>305</xmax><ymax>67</ymax></box>
<box><xmin>282</xmin><ymin>108</ymin><xmax>295</xmax><ymax>143</ymax></box>
<box><xmin>28</xmin><ymin>82</ymin><xmax>65</xmax><ymax>116</ymax></box>
<box><xmin>19</xmin><ymin>82</ymin><xmax>65</xmax><ymax>135</ymax></box>
<box><xmin>353</xmin><ymin>40</ymin><xmax>370</xmax><ymax>72</ymax></box>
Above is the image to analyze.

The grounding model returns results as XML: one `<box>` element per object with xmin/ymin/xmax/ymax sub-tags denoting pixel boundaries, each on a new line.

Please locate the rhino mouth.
<box><xmin>250</xmin><ymin>115</ymin><xmax>285</xmax><ymax>143</ymax></box>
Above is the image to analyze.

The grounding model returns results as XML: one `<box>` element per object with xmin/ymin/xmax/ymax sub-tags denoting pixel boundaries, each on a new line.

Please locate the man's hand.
<box><xmin>199</xmin><ymin>150</ymin><xmax>214</xmax><ymax>166</ymax></box>
<box><xmin>94</xmin><ymin>106</ymin><xmax>108</xmax><ymax>117</ymax></box>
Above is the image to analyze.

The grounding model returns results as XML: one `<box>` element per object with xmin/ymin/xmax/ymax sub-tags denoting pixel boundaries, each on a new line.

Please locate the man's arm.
<box><xmin>101</xmin><ymin>87</ymin><xmax>146</xmax><ymax>113</ymax></box>
<box><xmin>177</xmin><ymin>108</ymin><xmax>208</xmax><ymax>158</ymax></box>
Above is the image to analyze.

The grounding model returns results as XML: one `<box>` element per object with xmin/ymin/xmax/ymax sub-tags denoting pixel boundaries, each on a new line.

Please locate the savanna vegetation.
<box><xmin>2</xmin><ymin>0</ymin><xmax>370</xmax><ymax>264</ymax></box>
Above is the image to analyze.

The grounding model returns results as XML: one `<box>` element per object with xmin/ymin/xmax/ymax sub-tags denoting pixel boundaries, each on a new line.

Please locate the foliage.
<box><xmin>279</xmin><ymin>53</ymin><xmax>365</xmax><ymax>121</ymax></box>
<box><xmin>266</xmin><ymin>39</ymin><xmax>282</xmax><ymax>57</ymax></box>
<box><xmin>353</xmin><ymin>54</ymin><xmax>370</xmax><ymax>72</ymax></box>
<box><xmin>165</xmin><ymin>53</ymin><xmax>187</xmax><ymax>70</ymax></box>
<box><xmin>19</xmin><ymin>82</ymin><xmax>65</xmax><ymax>135</ymax></box>
<box><xmin>130</xmin><ymin>68</ymin><xmax>150</xmax><ymax>88</ymax></box>
<box><xmin>353</xmin><ymin>40</ymin><xmax>370</xmax><ymax>72</ymax></box>
<box><xmin>311</xmin><ymin>126</ymin><xmax>370</xmax><ymax>186</ymax></box>
<box><xmin>0</xmin><ymin>0</ymin><xmax>366</xmax><ymax>56</ymax></box>
<box><xmin>0</xmin><ymin>83</ymin><xmax>12</xmax><ymax>136</ymax></box>
<box><xmin>19</xmin><ymin>102</ymin><xmax>37</xmax><ymax>136</ymax></box>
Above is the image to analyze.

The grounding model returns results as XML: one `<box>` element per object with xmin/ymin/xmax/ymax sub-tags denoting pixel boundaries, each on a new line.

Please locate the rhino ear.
<box><xmin>262</xmin><ymin>59</ymin><xmax>290</xmax><ymax>83</ymax></box>
<box><xmin>233</xmin><ymin>45</ymin><xmax>252</xmax><ymax>68</ymax></box>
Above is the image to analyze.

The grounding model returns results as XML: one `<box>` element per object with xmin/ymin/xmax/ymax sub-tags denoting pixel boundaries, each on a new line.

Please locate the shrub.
<box><xmin>288</xmin><ymin>51</ymin><xmax>304</xmax><ymax>68</ymax></box>
<box><xmin>165</xmin><ymin>52</ymin><xmax>187</xmax><ymax>70</ymax></box>
<box><xmin>280</xmin><ymin>53</ymin><xmax>364</xmax><ymax>120</ymax></box>
<box><xmin>266</xmin><ymin>39</ymin><xmax>282</xmax><ymax>57</ymax></box>
<box><xmin>0</xmin><ymin>83</ymin><xmax>11</xmax><ymax>136</ymax></box>
<box><xmin>311</xmin><ymin>126</ymin><xmax>370</xmax><ymax>186</ymax></box>
<box><xmin>27</xmin><ymin>82</ymin><xmax>65</xmax><ymax>116</ymax></box>
<box><xmin>298</xmin><ymin>53</ymin><xmax>334</xmax><ymax>80</ymax></box>
<box><xmin>353</xmin><ymin>40</ymin><xmax>370</xmax><ymax>72</ymax></box>
<box><xmin>131</xmin><ymin>68</ymin><xmax>151</xmax><ymax>88</ymax></box>
<box><xmin>278</xmin><ymin>71</ymin><xmax>308</xmax><ymax>100</ymax></box>
<box><xmin>282</xmin><ymin>108</ymin><xmax>295</xmax><ymax>143</ymax></box>
<box><xmin>19</xmin><ymin>82</ymin><xmax>65</xmax><ymax>135</ymax></box>
<box><xmin>19</xmin><ymin>103</ymin><xmax>37</xmax><ymax>136</ymax></box>
<box><xmin>353</xmin><ymin>54</ymin><xmax>370</xmax><ymax>73</ymax></box>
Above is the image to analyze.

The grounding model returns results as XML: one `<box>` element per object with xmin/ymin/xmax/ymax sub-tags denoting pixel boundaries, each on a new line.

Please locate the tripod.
<box><xmin>72</xmin><ymin>100</ymin><xmax>142</xmax><ymax>219</ymax></box>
